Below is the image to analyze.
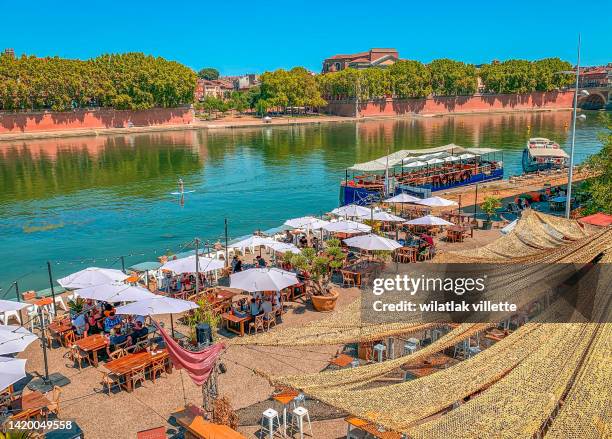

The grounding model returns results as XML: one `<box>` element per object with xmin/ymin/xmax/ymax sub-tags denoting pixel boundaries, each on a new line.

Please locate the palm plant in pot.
<box><xmin>481</xmin><ymin>196</ymin><xmax>502</xmax><ymax>230</ymax></box>
<box><xmin>67</xmin><ymin>296</ymin><xmax>85</xmax><ymax>318</ymax></box>
<box><xmin>287</xmin><ymin>238</ymin><xmax>346</xmax><ymax>311</ymax></box>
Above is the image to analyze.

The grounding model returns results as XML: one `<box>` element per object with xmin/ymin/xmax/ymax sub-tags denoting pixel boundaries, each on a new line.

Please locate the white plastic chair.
<box><xmin>26</xmin><ymin>304</ymin><xmax>39</xmax><ymax>332</ymax></box>
<box><xmin>2</xmin><ymin>310</ymin><xmax>21</xmax><ymax>325</ymax></box>
<box><xmin>54</xmin><ymin>296</ymin><xmax>68</xmax><ymax>311</ymax></box>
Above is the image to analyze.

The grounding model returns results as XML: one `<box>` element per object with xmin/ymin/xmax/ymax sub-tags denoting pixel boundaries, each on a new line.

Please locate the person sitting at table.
<box><xmin>261</xmin><ymin>299</ymin><xmax>273</xmax><ymax>315</ymax></box>
<box><xmin>249</xmin><ymin>298</ymin><xmax>261</xmax><ymax>316</ymax></box>
<box><xmin>106</xmin><ymin>327</ymin><xmax>128</xmax><ymax>355</ymax></box>
<box><xmin>72</xmin><ymin>312</ymin><xmax>86</xmax><ymax>336</ymax></box>
<box><xmin>284</xmin><ymin>230</ymin><xmax>293</xmax><ymax>243</ymax></box>
<box><xmin>232</xmin><ymin>302</ymin><xmax>248</xmax><ymax>318</ymax></box>
<box><xmin>103</xmin><ymin>311</ymin><xmax>123</xmax><ymax>333</ymax></box>
<box><xmin>234</xmin><ymin>257</ymin><xmax>243</xmax><ymax>273</ymax></box>
<box><xmin>420</xmin><ymin>233</ymin><xmax>434</xmax><ymax>247</ymax></box>
<box><xmin>255</xmin><ymin>255</ymin><xmax>267</xmax><ymax>267</ymax></box>
<box><xmin>127</xmin><ymin>320</ymin><xmax>149</xmax><ymax>346</ymax></box>
<box><xmin>299</xmin><ymin>235</ymin><xmax>308</xmax><ymax>248</ymax></box>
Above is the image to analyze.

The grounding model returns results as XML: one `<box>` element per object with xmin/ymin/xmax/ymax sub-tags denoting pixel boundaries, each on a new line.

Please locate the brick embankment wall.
<box><xmin>0</xmin><ymin>107</ymin><xmax>194</xmax><ymax>134</ymax></box>
<box><xmin>326</xmin><ymin>91</ymin><xmax>575</xmax><ymax>117</ymax></box>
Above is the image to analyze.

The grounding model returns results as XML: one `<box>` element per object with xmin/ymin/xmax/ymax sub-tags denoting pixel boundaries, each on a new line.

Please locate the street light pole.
<box><xmin>565</xmin><ymin>34</ymin><xmax>581</xmax><ymax>219</ymax></box>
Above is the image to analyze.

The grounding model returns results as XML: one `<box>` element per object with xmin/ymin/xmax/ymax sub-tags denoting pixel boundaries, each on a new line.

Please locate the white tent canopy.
<box><xmin>229</xmin><ymin>235</ymin><xmax>277</xmax><ymax>251</ymax></box>
<box><xmin>268</xmin><ymin>242</ymin><xmax>301</xmax><ymax>254</ymax></box>
<box><xmin>75</xmin><ymin>282</ymin><xmax>157</xmax><ymax>303</ymax></box>
<box><xmin>58</xmin><ymin>267</ymin><xmax>128</xmax><ymax>289</ymax></box>
<box><xmin>230</xmin><ymin>268</ymin><xmax>299</xmax><ymax>292</ymax></box>
<box><xmin>343</xmin><ymin>234</ymin><xmax>402</xmax><ymax>251</ymax></box>
<box><xmin>458</xmin><ymin>153</ymin><xmax>476</xmax><ymax>160</ymax></box>
<box><xmin>0</xmin><ymin>299</ymin><xmax>28</xmax><ymax>313</ymax></box>
<box><xmin>162</xmin><ymin>255</ymin><xmax>225</xmax><ymax>274</ymax></box>
<box><xmin>425</xmin><ymin>158</ymin><xmax>445</xmax><ymax>165</ymax></box>
<box><xmin>402</xmin><ymin>160</ymin><xmax>428</xmax><ymax>169</ymax></box>
<box><xmin>385</xmin><ymin>193</ymin><xmax>421</xmax><ymax>203</ymax></box>
<box><xmin>323</xmin><ymin>220</ymin><xmax>372</xmax><ymax>234</ymax></box>
<box><xmin>0</xmin><ymin>325</ymin><xmax>37</xmax><ymax>356</ymax></box>
<box><xmin>115</xmin><ymin>296</ymin><xmax>198</xmax><ymax>316</ymax></box>
<box><xmin>372</xmin><ymin>211</ymin><xmax>405</xmax><ymax>222</ymax></box>
<box><xmin>0</xmin><ymin>357</ymin><xmax>26</xmax><ymax>391</ymax></box>
<box><xmin>414</xmin><ymin>196</ymin><xmax>457</xmax><ymax>207</ymax></box>
<box><xmin>348</xmin><ymin>144</ymin><xmax>498</xmax><ymax>172</ymax></box>
<box><xmin>331</xmin><ymin>204</ymin><xmax>371</xmax><ymax>218</ymax></box>
<box><xmin>444</xmin><ymin>155</ymin><xmax>461</xmax><ymax>162</ymax></box>
<box><xmin>405</xmin><ymin>215</ymin><xmax>454</xmax><ymax>226</ymax></box>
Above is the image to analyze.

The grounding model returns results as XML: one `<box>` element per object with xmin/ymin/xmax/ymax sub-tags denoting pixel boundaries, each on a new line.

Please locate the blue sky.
<box><xmin>2</xmin><ymin>0</ymin><xmax>610</xmax><ymax>75</ymax></box>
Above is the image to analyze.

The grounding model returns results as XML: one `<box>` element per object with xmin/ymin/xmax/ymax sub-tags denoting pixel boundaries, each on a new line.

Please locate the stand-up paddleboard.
<box><xmin>170</xmin><ymin>178</ymin><xmax>195</xmax><ymax>195</ymax></box>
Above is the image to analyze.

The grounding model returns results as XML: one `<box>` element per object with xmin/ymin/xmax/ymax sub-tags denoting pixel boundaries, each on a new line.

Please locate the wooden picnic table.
<box><xmin>221</xmin><ymin>313</ymin><xmax>251</xmax><ymax>337</ymax></box>
<box><xmin>48</xmin><ymin>320</ymin><xmax>72</xmax><ymax>336</ymax></box>
<box><xmin>345</xmin><ymin>416</ymin><xmax>402</xmax><ymax>439</ymax></box>
<box><xmin>402</xmin><ymin>353</ymin><xmax>454</xmax><ymax>378</ymax></box>
<box><xmin>11</xmin><ymin>391</ymin><xmax>50</xmax><ymax>418</ymax></box>
<box><xmin>105</xmin><ymin>350</ymin><xmax>170</xmax><ymax>392</ymax></box>
<box><xmin>75</xmin><ymin>333</ymin><xmax>107</xmax><ymax>367</ymax></box>
<box><xmin>174</xmin><ymin>409</ymin><xmax>246</xmax><ymax>439</ymax></box>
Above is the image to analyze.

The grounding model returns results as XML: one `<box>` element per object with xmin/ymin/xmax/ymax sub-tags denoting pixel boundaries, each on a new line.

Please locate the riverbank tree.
<box><xmin>0</xmin><ymin>52</ymin><xmax>196</xmax><ymax>111</ymax></box>
<box><xmin>581</xmin><ymin>114</ymin><xmax>611</xmax><ymax>214</ymax></box>
<box><xmin>479</xmin><ymin>58</ymin><xmax>573</xmax><ymax>94</ymax></box>
<box><xmin>256</xmin><ymin>67</ymin><xmax>326</xmax><ymax>113</ymax></box>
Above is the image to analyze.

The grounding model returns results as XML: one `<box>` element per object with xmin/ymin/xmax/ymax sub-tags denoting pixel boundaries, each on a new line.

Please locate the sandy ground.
<box><xmin>11</xmin><ymin>228</ymin><xmax>500</xmax><ymax>438</ymax></box>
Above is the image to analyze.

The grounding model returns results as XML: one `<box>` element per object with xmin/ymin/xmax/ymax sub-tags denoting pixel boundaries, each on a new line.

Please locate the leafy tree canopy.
<box><xmin>197</xmin><ymin>67</ymin><xmax>220</xmax><ymax>80</ymax></box>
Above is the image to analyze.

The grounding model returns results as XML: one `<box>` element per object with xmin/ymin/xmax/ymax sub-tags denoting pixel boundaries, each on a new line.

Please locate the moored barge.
<box><xmin>340</xmin><ymin>144</ymin><xmax>503</xmax><ymax>205</ymax></box>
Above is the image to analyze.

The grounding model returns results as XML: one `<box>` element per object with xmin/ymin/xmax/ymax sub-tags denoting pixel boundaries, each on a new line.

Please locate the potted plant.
<box><xmin>287</xmin><ymin>238</ymin><xmax>346</xmax><ymax>312</ymax></box>
<box><xmin>185</xmin><ymin>298</ymin><xmax>221</xmax><ymax>345</ymax></box>
<box><xmin>480</xmin><ymin>196</ymin><xmax>502</xmax><ymax>230</ymax></box>
<box><xmin>67</xmin><ymin>296</ymin><xmax>85</xmax><ymax>318</ymax></box>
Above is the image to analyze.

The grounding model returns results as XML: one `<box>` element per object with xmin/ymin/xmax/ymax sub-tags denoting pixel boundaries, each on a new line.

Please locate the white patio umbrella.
<box><xmin>230</xmin><ymin>268</ymin><xmax>299</xmax><ymax>292</ymax></box>
<box><xmin>414</xmin><ymin>196</ymin><xmax>457</xmax><ymax>207</ymax></box>
<box><xmin>162</xmin><ymin>255</ymin><xmax>225</xmax><ymax>274</ymax></box>
<box><xmin>384</xmin><ymin>193</ymin><xmax>421</xmax><ymax>203</ymax></box>
<box><xmin>268</xmin><ymin>242</ymin><xmax>301</xmax><ymax>254</ymax></box>
<box><xmin>323</xmin><ymin>220</ymin><xmax>371</xmax><ymax>233</ymax></box>
<box><xmin>403</xmin><ymin>160</ymin><xmax>428</xmax><ymax>169</ymax></box>
<box><xmin>405</xmin><ymin>215</ymin><xmax>454</xmax><ymax>226</ymax></box>
<box><xmin>331</xmin><ymin>204</ymin><xmax>371</xmax><ymax>218</ymax></box>
<box><xmin>75</xmin><ymin>282</ymin><xmax>157</xmax><ymax>303</ymax></box>
<box><xmin>284</xmin><ymin>216</ymin><xmax>329</xmax><ymax>230</ymax></box>
<box><xmin>0</xmin><ymin>299</ymin><xmax>28</xmax><ymax>313</ymax></box>
<box><xmin>343</xmin><ymin>234</ymin><xmax>402</xmax><ymax>251</ymax></box>
<box><xmin>115</xmin><ymin>296</ymin><xmax>198</xmax><ymax>316</ymax></box>
<box><xmin>0</xmin><ymin>357</ymin><xmax>26</xmax><ymax>391</ymax></box>
<box><xmin>0</xmin><ymin>325</ymin><xmax>38</xmax><ymax>356</ymax></box>
<box><xmin>58</xmin><ymin>267</ymin><xmax>128</xmax><ymax>289</ymax></box>
<box><xmin>372</xmin><ymin>211</ymin><xmax>405</xmax><ymax>222</ymax></box>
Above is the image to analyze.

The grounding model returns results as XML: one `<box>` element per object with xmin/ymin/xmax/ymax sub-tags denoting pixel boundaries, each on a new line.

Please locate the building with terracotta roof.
<box><xmin>194</xmin><ymin>78</ymin><xmax>234</xmax><ymax>101</ymax></box>
<box><xmin>322</xmin><ymin>48</ymin><xmax>399</xmax><ymax>73</ymax></box>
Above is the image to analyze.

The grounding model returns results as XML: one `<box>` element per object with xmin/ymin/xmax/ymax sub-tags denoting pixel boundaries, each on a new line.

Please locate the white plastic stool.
<box><xmin>2</xmin><ymin>310</ymin><xmax>21</xmax><ymax>325</ymax></box>
<box><xmin>290</xmin><ymin>406</ymin><xmax>312</xmax><ymax>439</ymax></box>
<box><xmin>260</xmin><ymin>408</ymin><xmax>282</xmax><ymax>439</ymax></box>
<box><xmin>403</xmin><ymin>343</ymin><xmax>417</xmax><ymax>355</ymax></box>
<box><xmin>373</xmin><ymin>343</ymin><xmax>386</xmax><ymax>362</ymax></box>
<box><xmin>26</xmin><ymin>305</ymin><xmax>38</xmax><ymax>332</ymax></box>
<box><xmin>468</xmin><ymin>346</ymin><xmax>481</xmax><ymax>357</ymax></box>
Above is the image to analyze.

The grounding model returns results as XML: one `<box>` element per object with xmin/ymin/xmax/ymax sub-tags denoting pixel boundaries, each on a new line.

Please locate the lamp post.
<box><xmin>564</xmin><ymin>35</ymin><xmax>590</xmax><ymax>219</ymax></box>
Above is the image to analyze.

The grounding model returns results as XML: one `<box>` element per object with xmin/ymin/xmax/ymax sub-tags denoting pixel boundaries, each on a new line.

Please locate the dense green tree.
<box><xmin>258</xmin><ymin>67</ymin><xmax>326</xmax><ymax>111</ymax></box>
<box><xmin>197</xmin><ymin>67</ymin><xmax>220</xmax><ymax>80</ymax></box>
<box><xmin>581</xmin><ymin>114</ymin><xmax>611</xmax><ymax>214</ymax></box>
<box><xmin>228</xmin><ymin>91</ymin><xmax>248</xmax><ymax>113</ymax></box>
<box><xmin>429</xmin><ymin>59</ymin><xmax>478</xmax><ymax>96</ymax></box>
<box><xmin>0</xmin><ymin>52</ymin><xmax>196</xmax><ymax>111</ymax></box>
<box><xmin>388</xmin><ymin>60</ymin><xmax>432</xmax><ymax>98</ymax></box>
<box><xmin>479</xmin><ymin>60</ymin><xmax>539</xmax><ymax>94</ymax></box>
<box><xmin>533</xmin><ymin>58</ymin><xmax>574</xmax><ymax>91</ymax></box>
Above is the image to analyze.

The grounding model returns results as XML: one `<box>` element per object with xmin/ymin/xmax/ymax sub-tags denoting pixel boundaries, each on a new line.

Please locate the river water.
<box><xmin>0</xmin><ymin>110</ymin><xmax>607</xmax><ymax>294</ymax></box>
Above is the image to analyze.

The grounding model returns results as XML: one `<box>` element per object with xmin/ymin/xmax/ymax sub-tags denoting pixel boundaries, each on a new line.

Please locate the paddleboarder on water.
<box><xmin>178</xmin><ymin>178</ymin><xmax>184</xmax><ymax>195</ymax></box>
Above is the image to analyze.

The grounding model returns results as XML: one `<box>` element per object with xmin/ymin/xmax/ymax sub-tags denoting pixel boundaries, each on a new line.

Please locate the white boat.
<box><xmin>522</xmin><ymin>137</ymin><xmax>568</xmax><ymax>172</ymax></box>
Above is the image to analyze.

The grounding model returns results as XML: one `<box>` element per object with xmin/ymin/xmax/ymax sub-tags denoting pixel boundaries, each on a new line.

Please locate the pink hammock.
<box><xmin>154</xmin><ymin>321</ymin><xmax>224</xmax><ymax>386</ymax></box>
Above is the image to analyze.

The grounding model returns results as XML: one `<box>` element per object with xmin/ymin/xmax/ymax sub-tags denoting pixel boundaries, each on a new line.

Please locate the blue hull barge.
<box><xmin>340</xmin><ymin>144</ymin><xmax>503</xmax><ymax>206</ymax></box>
